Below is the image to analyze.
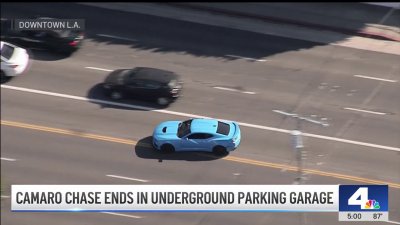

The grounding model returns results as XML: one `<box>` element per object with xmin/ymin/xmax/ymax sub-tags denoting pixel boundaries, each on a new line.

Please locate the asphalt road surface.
<box><xmin>1</xmin><ymin>3</ymin><xmax>399</xmax><ymax>225</ymax></box>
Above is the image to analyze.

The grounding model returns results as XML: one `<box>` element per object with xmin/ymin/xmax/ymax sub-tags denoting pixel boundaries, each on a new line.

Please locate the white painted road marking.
<box><xmin>213</xmin><ymin>86</ymin><xmax>257</xmax><ymax>95</ymax></box>
<box><xmin>106</xmin><ymin>174</ymin><xmax>149</xmax><ymax>183</ymax></box>
<box><xmin>386</xmin><ymin>220</ymin><xmax>400</xmax><ymax>225</ymax></box>
<box><xmin>97</xmin><ymin>34</ymin><xmax>137</xmax><ymax>42</ymax></box>
<box><xmin>85</xmin><ymin>69</ymin><xmax>258</xmax><ymax>95</ymax></box>
<box><xmin>2</xmin><ymin>85</ymin><xmax>399</xmax><ymax>152</ymax></box>
<box><xmin>354</xmin><ymin>75</ymin><xmax>398</xmax><ymax>83</ymax></box>
<box><xmin>85</xmin><ymin>67</ymin><xmax>113</xmax><ymax>72</ymax></box>
<box><xmin>1</xmin><ymin>196</ymin><xmax>10</xmax><ymax>198</ymax></box>
<box><xmin>344</xmin><ymin>107</ymin><xmax>387</xmax><ymax>115</ymax></box>
<box><xmin>242</xmin><ymin>91</ymin><xmax>256</xmax><ymax>95</ymax></box>
<box><xmin>214</xmin><ymin>86</ymin><xmax>238</xmax><ymax>92</ymax></box>
<box><xmin>101</xmin><ymin>212</ymin><xmax>142</xmax><ymax>219</ymax></box>
<box><xmin>225</xmin><ymin>54</ymin><xmax>267</xmax><ymax>62</ymax></box>
<box><xmin>1</xmin><ymin>157</ymin><xmax>17</xmax><ymax>161</ymax></box>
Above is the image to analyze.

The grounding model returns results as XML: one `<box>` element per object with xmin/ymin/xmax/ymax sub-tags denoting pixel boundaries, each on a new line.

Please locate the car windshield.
<box><xmin>177</xmin><ymin>119</ymin><xmax>192</xmax><ymax>138</ymax></box>
<box><xmin>53</xmin><ymin>30</ymin><xmax>70</xmax><ymax>37</ymax></box>
<box><xmin>121</xmin><ymin>69</ymin><xmax>136</xmax><ymax>83</ymax></box>
<box><xmin>1</xmin><ymin>43</ymin><xmax>14</xmax><ymax>60</ymax></box>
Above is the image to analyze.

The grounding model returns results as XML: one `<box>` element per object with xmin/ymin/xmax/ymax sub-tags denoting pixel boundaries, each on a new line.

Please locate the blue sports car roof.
<box><xmin>190</xmin><ymin>119</ymin><xmax>219</xmax><ymax>134</ymax></box>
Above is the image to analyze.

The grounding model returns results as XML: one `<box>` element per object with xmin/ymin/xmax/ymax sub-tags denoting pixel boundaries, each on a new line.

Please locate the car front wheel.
<box><xmin>160</xmin><ymin>144</ymin><xmax>175</xmax><ymax>153</ymax></box>
<box><xmin>1</xmin><ymin>71</ymin><xmax>10</xmax><ymax>83</ymax></box>
<box><xmin>110</xmin><ymin>90</ymin><xmax>123</xmax><ymax>100</ymax></box>
<box><xmin>213</xmin><ymin>146</ymin><xmax>228</xmax><ymax>156</ymax></box>
<box><xmin>157</xmin><ymin>97</ymin><xmax>171</xmax><ymax>106</ymax></box>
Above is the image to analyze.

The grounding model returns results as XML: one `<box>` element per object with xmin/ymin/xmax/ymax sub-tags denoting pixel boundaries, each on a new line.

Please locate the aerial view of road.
<box><xmin>1</xmin><ymin>2</ymin><xmax>399</xmax><ymax>225</ymax></box>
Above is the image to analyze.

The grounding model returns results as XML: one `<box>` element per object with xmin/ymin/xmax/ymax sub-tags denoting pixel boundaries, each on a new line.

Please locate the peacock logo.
<box><xmin>365</xmin><ymin>199</ymin><xmax>380</xmax><ymax>209</ymax></box>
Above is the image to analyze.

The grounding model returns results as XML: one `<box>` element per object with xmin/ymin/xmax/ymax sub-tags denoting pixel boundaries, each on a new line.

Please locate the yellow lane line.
<box><xmin>2</xmin><ymin>120</ymin><xmax>399</xmax><ymax>189</ymax></box>
<box><xmin>1</xmin><ymin>120</ymin><xmax>151</xmax><ymax>148</ymax></box>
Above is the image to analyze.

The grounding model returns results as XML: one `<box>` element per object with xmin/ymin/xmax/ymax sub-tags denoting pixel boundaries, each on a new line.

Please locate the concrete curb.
<box><xmin>164</xmin><ymin>3</ymin><xmax>400</xmax><ymax>42</ymax></box>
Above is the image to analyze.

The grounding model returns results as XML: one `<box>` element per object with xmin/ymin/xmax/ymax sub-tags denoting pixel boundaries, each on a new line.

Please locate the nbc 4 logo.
<box><xmin>348</xmin><ymin>187</ymin><xmax>380</xmax><ymax>210</ymax></box>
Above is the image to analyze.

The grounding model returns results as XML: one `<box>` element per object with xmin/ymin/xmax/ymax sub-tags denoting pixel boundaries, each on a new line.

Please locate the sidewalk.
<box><xmin>166</xmin><ymin>3</ymin><xmax>400</xmax><ymax>42</ymax></box>
<box><xmin>79</xmin><ymin>3</ymin><xmax>400</xmax><ymax>56</ymax></box>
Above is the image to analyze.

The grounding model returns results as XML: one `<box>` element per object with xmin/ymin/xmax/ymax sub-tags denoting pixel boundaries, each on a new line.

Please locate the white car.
<box><xmin>1</xmin><ymin>41</ymin><xmax>30</xmax><ymax>78</ymax></box>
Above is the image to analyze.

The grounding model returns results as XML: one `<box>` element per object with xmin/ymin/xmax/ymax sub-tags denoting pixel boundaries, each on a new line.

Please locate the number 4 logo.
<box><xmin>348</xmin><ymin>187</ymin><xmax>380</xmax><ymax>210</ymax></box>
<box><xmin>348</xmin><ymin>187</ymin><xmax>369</xmax><ymax>209</ymax></box>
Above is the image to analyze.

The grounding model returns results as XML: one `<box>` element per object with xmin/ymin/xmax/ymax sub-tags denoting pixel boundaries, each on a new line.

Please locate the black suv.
<box><xmin>1</xmin><ymin>18</ymin><xmax>84</xmax><ymax>54</ymax></box>
<box><xmin>103</xmin><ymin>67</ymin><xmax>183</xmax><ymax>106</ymax></box>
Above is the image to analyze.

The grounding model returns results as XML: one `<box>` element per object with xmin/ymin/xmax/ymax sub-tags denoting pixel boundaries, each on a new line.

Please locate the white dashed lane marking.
<box><xmin>101</xmin><ymin>212</ymin><xmax>142</xmax><ymax>219</ymax></box>
<box><xmin>354</xmin><ymin>75</ymin><xmax>398</xmax><ymax>83</ymax></box>
<box><xmin>225</xmin><ymin>54</ymin><xmax>267</xmax><ymax>62</ymax></box>
<box><xmin>106</xmin><ymin>174</ymin><xmax>149</xmax><ymax>183</ymax></box>
<box><xmin>85</xmin><ymin>67</ymin><xmax>113</xmax><ymax>72</ymax></box>
<box><xmin>213</xmin><ymin>86</ymin><xmax>257</xmax><ymax>95</ymax></box>
<box><xmin>242</xmin><ymin>91</ymin><xmax>256</xmax><ymax>95</ymax></box>
<box><xmin>213</xmin><ymin>87</ymin><xmax>238</xmax><ymax>92</ymax></box>
<box><xmin>344</xmin><ymin>107</ymin><xmax>387</xmax><ymax>115</ymax></box>
<box><xmin>1</xmin><ymin>157</ymin><xmax>17</xmax><ymax>161</ymax></box>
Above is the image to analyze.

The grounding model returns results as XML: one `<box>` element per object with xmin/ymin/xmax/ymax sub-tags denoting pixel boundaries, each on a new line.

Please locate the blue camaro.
<box><xmin>152</xmin><ymin>118</ymin><xmax>241</xmax><ymax>155</ymax></box>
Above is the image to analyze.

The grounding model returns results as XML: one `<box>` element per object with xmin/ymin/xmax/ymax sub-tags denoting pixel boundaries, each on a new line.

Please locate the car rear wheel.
<box><xmin>157</xmin><ymin>97</ymin><xmax>170</xmax><ymax>106</ymax></box>
<box><xmin>160</xmin><ymin>144</ymin><xmax>175</xmax><ymax>153</ymax></box>
<box><xmin>213</xmin><ymin>146</ymin><xmax>228</xmax><ymax>156</ymax></box>
<box><xmin>110</xmin><ymin>91</ymin><xmax>123</xmax><ymax>100</ymax></box>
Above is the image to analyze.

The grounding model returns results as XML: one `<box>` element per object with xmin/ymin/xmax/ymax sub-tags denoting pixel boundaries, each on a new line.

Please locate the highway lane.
<box><xmin>2</xmin><ymin>124</ymin><xmax>399</xmax><ymax>225</ymax></box>
<box><xmin>2</xmin><ymin>88</ymin><xmax>399</xmax><ymax>184</ymax></box>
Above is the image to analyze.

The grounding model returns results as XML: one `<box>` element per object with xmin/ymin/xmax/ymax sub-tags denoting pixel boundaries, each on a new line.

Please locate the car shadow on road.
<box><xmin>28</xmin><ymin>48</ymin><xmax>72</xmax><ymax>61</ymax></box>
<box><xmin>135</xmin><ymin>136</ymin><xmax>226</xmax><ymax>162</ymax></box>
<box><xmin>1</xmin><ymin>75</ymin><xmax>13</xmax><ymax>84</ymax></box>
<box><xmin>87</xmin><ymin>83</ymin><xmax>169</xmax><ymax>110</ymax></box>
<box><xmin>9</xmin><ymin>40</ymin><xmax>72</xmax><ymax>61</ymax></box>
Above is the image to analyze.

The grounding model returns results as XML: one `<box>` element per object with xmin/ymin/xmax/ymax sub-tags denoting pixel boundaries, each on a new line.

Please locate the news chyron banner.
<box><xmin>11</xmin><ymin>185</ymin><xmax>388</xmax><ymax>221</ymax></box>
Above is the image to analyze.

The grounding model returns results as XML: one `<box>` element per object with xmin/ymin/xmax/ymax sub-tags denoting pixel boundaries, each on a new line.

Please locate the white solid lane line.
<box><xmin>85</xmin><ymin>67</ymin><xmax>113</xmax><ymax>72</ymax></box>
<box><xmin>344</xmin><ymin>107</ymin><xmax>387</xmax><ymax>115</ymax></box>
<box><xmin>1</xmin><ymin>157</ymin><xmax>17</xmax><ymax>161</ymax></box>
<box><xmin>1</xmin><ymin>196</ymin><xmax>10</xmax><ymax>198</ymax></box>
<box><xmin>96</xmin><ymin>34</ymin><xmax>137</xmax><ymax>42</ymax></box>
<box><xmin>354</xmin><ymin>75</ymin><xmax>398</xmax><ymax>83</ymax></box>
<box><xmin>106</xmin><ymin>175</ymin><xmax>149</xmax><ymax>183</ymax></box>
<box><xmin>386</xmin><ymin>220</ymin><xmax>400</xmax><ymax>225</ymax></box>
<box><xmin>225</xmin><ymin>54</ymin><xmax>267</xmax><ymax>62</ymax></box>
<box><xmin>101</xmin><ymin>212</ymin><xmax>142</xmax><ymax>219</ymax></box>
<box><xmin>1</xmin><ymin>84</ymin><xmax>399</xmax><ymax>152</ymax></box>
